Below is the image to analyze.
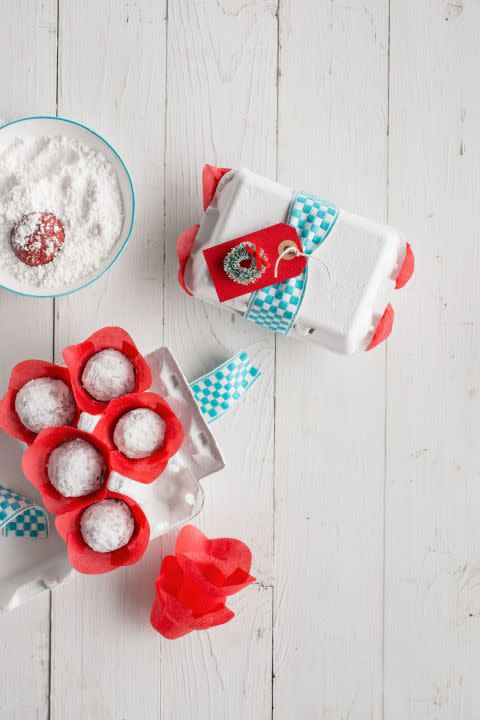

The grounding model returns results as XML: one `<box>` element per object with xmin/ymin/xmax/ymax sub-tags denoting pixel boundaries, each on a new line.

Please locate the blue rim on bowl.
<box><xmin>0</xmin><ymin>116</ymin><xmax>135</xmax><ymax>299</ymax></box>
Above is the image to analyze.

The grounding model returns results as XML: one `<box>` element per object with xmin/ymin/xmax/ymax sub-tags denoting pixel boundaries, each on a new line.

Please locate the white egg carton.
<box><xmin>0</xmin><ymin>347</ymin><xmax>225</xmax><ymax>613</ymax></box>
<box><xmin>0</xmin><ymin>478</ymin><xmax>73</xmax><ymax>613</ymax></box>
<box><xmin>184</xmin><ymin>168</ymin><xmax>410</xmax><ymax>354</ymax></box>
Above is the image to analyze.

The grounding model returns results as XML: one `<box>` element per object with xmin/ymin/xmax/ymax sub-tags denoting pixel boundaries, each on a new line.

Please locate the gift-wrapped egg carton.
<box><xmin>178</xmin><ymin>166</ymin><xmax>414</xmax><ymax>354</ymax></box>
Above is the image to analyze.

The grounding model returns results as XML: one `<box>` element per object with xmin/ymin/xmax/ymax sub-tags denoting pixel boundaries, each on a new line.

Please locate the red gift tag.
<box><xmin>203</xmin><ymin>223</ymin><xmax>306</xmax><ymax>303</ymax></box>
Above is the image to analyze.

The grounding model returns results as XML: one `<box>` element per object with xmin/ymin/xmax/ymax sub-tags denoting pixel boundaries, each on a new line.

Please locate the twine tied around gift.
<box><xmin>244</xmin><ymin>192</ymin><xmax>338</xmax><ymax>336</ymax></box>
<box><xmin>274</xmin><ymin>242</ymin><xmax>331</xmax><ymax>281</ymax></box>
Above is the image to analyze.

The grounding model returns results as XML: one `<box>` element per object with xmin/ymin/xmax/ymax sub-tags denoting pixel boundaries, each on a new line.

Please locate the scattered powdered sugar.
<box><xmin>80</xmin><ymin>499</ymin><xmax>135</xmax><ymax>553</ymax></box>
<box><xmin>0</xmin><ymin>135</ymin><xmax>124</xmax><ymax>287</ymax></box>
<box><xmin>82</xmin><ymin>348</ymin><xmax>135</xmax><ymax>402</ymax></box>
<box><xmin>15</xmin><ymin>377</ymin><xmax>76</xmax><ymax>433</ymax></box>
<box><xmin>13</xmin><ymin>212</ymin><xmax>40</xmax><ymax>245</ymax></box>
<box><xmin>113</xmin><ymin>408</ymin><xmax>166</xmax><ymax>459</ymax></box>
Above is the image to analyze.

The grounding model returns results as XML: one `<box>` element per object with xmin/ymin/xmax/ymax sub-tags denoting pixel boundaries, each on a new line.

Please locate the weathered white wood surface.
<box><xmin>51</xmin><ymin>4</ymin><xmax>167</xmax><ymax>719</ymax></box>
<box><xmin>160</xmin><ymin>1</ymin><xmax>276</xmax><ymax>717</ymax></box>
<box><xmin>384</xmin><ymin>2</ymin><xmax>480</xmax><ymax>719</ymax></box>
<box><xmin>0</xmin><ymin>2</ymin><xmax>56</xmax><ymax>718</ymax></box>
<box><xmin>0</xmin><ymin>0</ymin><xmax>479</xmax><ymax>718</ymax></box>
<box><xmin>274</xmin><ymin>1</ymin><xmax>388</xmax><ymax>717</ymax></box>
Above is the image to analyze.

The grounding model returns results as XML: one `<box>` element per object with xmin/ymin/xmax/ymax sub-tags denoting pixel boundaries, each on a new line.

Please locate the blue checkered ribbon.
<box><xmin>245</xmin><ymin>191</ymin><xmax>339</xmax><ymax>334</ymax></box>
<box><xmin>0</xmin><ymin>484</ymin><xmax>49</xmax><ymax>540</ymax></box>
<box><xmin>190</xmin><ymin>351</ymin><xmax>260</xmax><ymax>423</ymax></box>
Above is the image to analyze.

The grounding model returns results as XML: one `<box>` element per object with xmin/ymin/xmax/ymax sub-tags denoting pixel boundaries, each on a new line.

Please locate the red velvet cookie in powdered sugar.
<box><xmin>11</xmin><ymin>211</ymin><xmax>65</xmax><ymax>266</ymax></box>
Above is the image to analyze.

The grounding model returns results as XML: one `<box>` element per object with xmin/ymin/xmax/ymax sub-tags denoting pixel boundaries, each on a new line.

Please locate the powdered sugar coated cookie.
<box><xmin>82</xmin><ymin>349</ymin><xmax>135</xmax><ymax>402</ymax></box>
<box><xmin>113</xmin><ymin>408</ymin><xmax>166</xmax><ymax>459</ymax></box>
<box><xmin>15</xmin><ymin>377</ymin><xmax>76</xmax><ymax>433</ymax></box>
<box><xmin>48</xmin><ymin>438</ymin><xmax>105</xmax><ymax>497</ymax></box>
<box><xmin>80</xmin><ymin>499</ymin><xmax>134</xmax><ymax>553</ymax></box>
<box><xmin>11</xmin><ymin>211</ymin><xmax>64</xmax><ymax>266</ymax></box>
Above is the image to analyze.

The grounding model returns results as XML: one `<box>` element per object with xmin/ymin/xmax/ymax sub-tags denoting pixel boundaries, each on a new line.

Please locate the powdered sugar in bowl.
<box><xmin>0</xmin><ymin>116</ymin><xmax>134</xmax><ymax>297</ymax></box>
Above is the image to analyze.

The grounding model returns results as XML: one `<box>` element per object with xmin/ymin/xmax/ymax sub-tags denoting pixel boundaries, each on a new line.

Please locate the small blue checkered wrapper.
<box><xmin>245</xmin><ymin>191</ymin><xmax>339</xmax><ymax>335</ymax></box>
<box><xmin>0</xmin><ymin>484</ymin><xmax>49</xmax><ymax>540</ymax></box>
<box><xmin>190</xmin><ymin>351</ymin><xmax>260</xmax><ymax>423</ymax></box>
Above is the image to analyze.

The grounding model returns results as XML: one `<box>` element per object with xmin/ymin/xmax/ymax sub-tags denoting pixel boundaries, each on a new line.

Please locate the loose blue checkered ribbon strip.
<box><xmin>190</xmin><ymin>351</ymin><xmax>260</xmax><ymax>423</ymax></box>
<box><xmin>245</xmin><ymin>191</ymin><xmax>339</xmax><ymax>335</ymax></box>
<box><xmin>0</xmin><ymin>484</ymin><xmax>49</xmax><ymax>540</ymax></box>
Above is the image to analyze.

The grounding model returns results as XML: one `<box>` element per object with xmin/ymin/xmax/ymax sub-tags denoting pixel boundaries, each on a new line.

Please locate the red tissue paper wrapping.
<box><xmin>22</xmin><ymin>426</ymin><xmax>111</xmax><ymax>515</ymax></box>
<box><xmin>202</xmin><ymin>164</ymin><xmax>231</xmax><ymax>211</ymax></box>
<box><xmin>0</xmin><ymin>360</ymin><xmax>79</xmax><ymax>444</ymax></box>
<box><xmin>176</xmin><ymin>165</ymin><xmax>231</xmax><ymax>294</ymax></box>
<box><xmin>55</xmin><ymin>490</ymin><xmax>150</xmax><ymax>575</ymax></box>
<box><xmin>62</xmin><ymin>326</ymin><xmax>152</xmax><ymax>415</ymax></box>
<box><xmin>93</xmin><ymin>391</ymin><xmax>184</xmax><ymax>483</ymax></box>
<box><xmin>150</xmin><ymin>525</ymin><xmax>255</xmax><ymax>639</ymax></box>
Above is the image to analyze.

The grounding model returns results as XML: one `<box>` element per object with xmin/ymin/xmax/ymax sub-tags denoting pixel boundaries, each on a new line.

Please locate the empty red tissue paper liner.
<box><xmin>150</xmin><ymin>525</ymin><xmax>255</xmax><ymax>639</ymax></box>
<box><xmin>62</xmin><ymin>326</ymin><xmax>152</xmax><ymax>415</ymax></box>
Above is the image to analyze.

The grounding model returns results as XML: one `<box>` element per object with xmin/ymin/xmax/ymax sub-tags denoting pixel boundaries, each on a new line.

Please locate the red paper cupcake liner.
<box><xmin>55</xmin><ymin>490</ymin><xmax>150</xmax><ymax>575</ymax></box>
<box><xmin>62</xmin><ymin>326</ymin><xmax>153</xmax><ymax>415</ymax></box>
<box><xmin>175</xmin><ymin>525</ymin><xmax>255</xmax><ymax>597</ymax></box>
<box><xmin>150</xmin><ymin>525</ymin><xmax>255</xmax><ymax>639</ymax></box>
<box><xmin>22</xmin><ymin>426</ymin><xmax>111</xmax><ymax>515</ymax></box>
<box><xmin>0</xmin><ymin>360</ymin><xmax>80</xmax><ymax>445</ymax></box>
<box><xmin>93</xmin><ymin>392</ymin><xmax>184</xmax><ymax>483</ymax></box>
<box><xmin>150</xmin><ymin>556</ymin><xmax>235</xmax><ymax>640</ymax></box>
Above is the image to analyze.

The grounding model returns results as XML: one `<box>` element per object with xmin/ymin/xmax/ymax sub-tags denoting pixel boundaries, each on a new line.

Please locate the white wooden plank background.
<box><xmin>275</xmin><ymin>0</ymin><xmax>388</xmax><ymax>716</ymax></box>
<box><xmin>0</xmin><ymin>0</ymin><xmax>478</xmax><ymax>718</ymax></box>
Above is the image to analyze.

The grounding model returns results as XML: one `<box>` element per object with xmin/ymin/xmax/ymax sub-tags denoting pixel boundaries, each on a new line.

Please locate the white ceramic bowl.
<box><xmin>0</xmin><ymin>116</ymin><xmax>135</xmax><ymax>298</ymax></box>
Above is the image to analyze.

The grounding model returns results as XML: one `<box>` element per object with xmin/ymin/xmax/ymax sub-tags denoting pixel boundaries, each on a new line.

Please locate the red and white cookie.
<box><xmin>11</xmin><ymin>211</ymin><xmax>65</xmax><ymax>266</ymax></box>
